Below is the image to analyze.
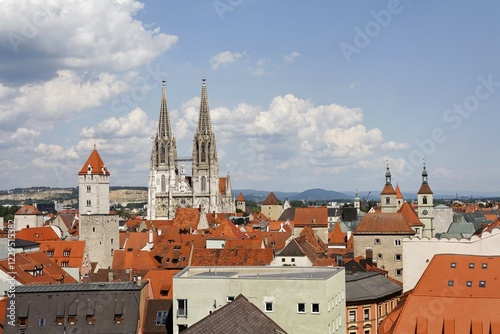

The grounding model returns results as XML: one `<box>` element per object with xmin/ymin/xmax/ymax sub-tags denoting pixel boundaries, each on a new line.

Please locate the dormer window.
<box><xmin>87</xmin><ymin>164</ymin><xmax>92</xmax><ymax>174</ymax></box>
<box><xmin>47</xmin><ymin>250</ymin><xmax>54</xmax><ymax>257</ymax></box>
<box><xmin>63</xmin><ymin>250</ymin><xmax>71</xmax><ymax>257</ymax></box>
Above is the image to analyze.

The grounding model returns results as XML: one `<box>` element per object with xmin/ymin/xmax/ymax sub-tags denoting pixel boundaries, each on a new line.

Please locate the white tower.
<box><xmin>417</xmin><ymin>162</ymin><xmax>434</xmax><ymax>238</ymax></box>
<box><xmin>380</xmin><ymin>163</ymin><xmax>397</xmax><ymax>213</ymax></box>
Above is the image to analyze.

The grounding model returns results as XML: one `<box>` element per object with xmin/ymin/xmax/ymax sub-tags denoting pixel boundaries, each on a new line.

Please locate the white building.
<box><xmin>173</xmin><ymin>266</ymin><xmax>346</xmax><ymax>334</ymax></box>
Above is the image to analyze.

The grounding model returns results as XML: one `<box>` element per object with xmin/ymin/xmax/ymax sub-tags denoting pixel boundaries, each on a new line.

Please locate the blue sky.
<box><xmin>1</xmin><ymin>0</ymin><xmax>499</xmax><ymax>195</ymax></box>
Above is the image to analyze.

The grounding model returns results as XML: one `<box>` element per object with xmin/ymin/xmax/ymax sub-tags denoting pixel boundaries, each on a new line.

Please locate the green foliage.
<box><xmin>0</xmin><ymin>205</ymin><xmax>20</xmax><ymax>222</ymax></box>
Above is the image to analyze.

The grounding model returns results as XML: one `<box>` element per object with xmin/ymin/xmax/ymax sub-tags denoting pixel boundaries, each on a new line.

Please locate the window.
<box><xmin>348</xmin><ymin>310</ymin><xmax>356</xmax><ymax>322</ymax></box>
<box><xmin>63</xmin><ymin>250</ymin><xmax>70</xmax><ymax>257</ymax></box>
<box><xmin>394</xmin><ymin>239</ymin><xmax>401</xmax><ymax>246</ymax></box>
<box><xmin>86</xmin><ymin>315</ymin><xmax>94</xmax><ymax>325</ymax></box>
<box><xmin>281</xmin><ymin>258</ymin><xmax>285</xmax><ymax>262</ymax></box>
<box><xmin>18</xmin><ymin>317</ymin><xmax>28</xmax><ymax>327</ymax></box>
<box><xmin>201</xmin><ymin>176</ymin><xmax>206</xmax><ymax>192</ymax></box>
<box><xmin>395</xmin><ymin>254</ymin><xmax>402</xmax><ymax>261</ymax></box>
<box><xmin>377</xmin><ymin>253</ymin><xmax>383</xmax><ymax>260</ymax></box>
<box><xmin>365</xmin><ymin>330</ymin><xmax>371</xmax><ymax>334</ymax></box>
<box><xmin>364</xmin><ymin>308</ymin><xmax>369</xmax><ymax>320</ymax></box>
<box><xmin>86</xmin><ymin>185</ymin><xmax>91</xmax><ymax>193</ymax></box>
<box><xmin>291</xmin><ymin>258</ymin><xmax>295</xmax><ymax>263</ymax></box>
<box><xmin>47</xmin><ymin>250</ymin><xmax>54</xmax><ymax>257</ymax></box>
<box><xmin>448</xmin><ymin>280</ymin><xmax>454</xmax><ymax>286</ymax></box>
<box><xmin>227</xmin><ymin>296</ymin><xmax>235</xmax><ymax>303</ymax></box>
<box><xmin>92</xmin><ymin>227</ymin><xmax>96</xmax><ymax>233</ymax></box>
<box><xmin>178</xmin><ymin>325</ymin><xmax>188</xmax><ymax>331</ymax></box>
<box><xmin>311</xmin><ymin>303</ymin><xmax>320</xmax><ymax>314</ymax></box>
<box><xmin>161</xmin><ymin>175</ymin><xmax>166</xmax><ymax>193</ymax></box>
<box><xmin>61</xmin><ymin>261</ymin><xmax>68</xmax><ymax>267</ymax></box>
<box><xmin>265</xmin><ymin>302</ymin><xmax>273</xmax><ymax>313</ymax></box>
<box><xmin>177</xmin><ymin>299</ymin><xmax>188</xmax><ymax>317</ymax></box>
<box><xmin>297</xmin><ymin>303</ymin><xmax>305</xmax><ymax>313</ymax></box>
<box><xmin>479</xmin><ymin>280</ymin><xmax>486</xmax><ymax>287</ymax></box>
<box><xmin>114</xmin><ymin>314</ymin><xmax>123</xmax><ymax>324</ymax></box>
<box><xmin>38</xmin><ymin>318</ymin><xmax>45</xmax><ymax>327</ymax></box>
<box><xmin>56</xmin><ymin>317</ymin><xmax>64</xmax><ymax>326</ymax></box>
<box><xmin>156</xmin><ymin>310</ymin><xmax>168</xmax><ymax>325</ymax></box>
<box><xmin>482</xmin><ymin>263</ymin><xmax>488</xmax><ymax>269</ymax></box>
<box><xmin>395</xmin><ymin>269</ymin><xmax>402</xmax><ymax>276</ymax></box>
<box><xmin>422</xmin><ymin>196</ymin><xmax>427</xmax><ymax>204</ymax></box>
<box><xmin>86</xmin><ymin>200</ymin><xmax>91</xmax><ymax>207</ymax></box>
<box><xmin>374</xmin><ymin>238</ymin><xmax>381</xmax><ymax>245</ymax></box>
<box><xmin>385</xmin><ymin>197</ymin><xmax>390</xmax><ymax>204</ymax></box>
<box><xmin>68</xmin><ymin>316</ymin><xmax>77</xmax><ymax>325</ymax></box>
<box><xmin>466</xmin><ymin>281</ymin><xmax>472</xmax><ymax>287</ymax></box>
<box><xmin>469</xmin><ymin>263</ymin><xmax>475</xmax><ymax>269</ymax></box>
<box><xmin>451</xmin><ymin>262</ymin><xmax>456</xmax><ymax>268</ymax></box>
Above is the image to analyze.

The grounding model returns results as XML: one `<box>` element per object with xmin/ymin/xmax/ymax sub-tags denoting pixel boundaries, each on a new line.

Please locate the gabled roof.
<box><xmin>78</xmin><ymin>148</ymin><xmax>110</xmax><ymax>175</ymax></box>
<box><xmin>262</xmin><ymin>192</ymin><xmax>281</xmax><ymax>205</ymax></box>
<box><xmin>417</xmin><ymin>182</ymin><xmax>433</xmax><ymax>195</ymax></box>
<box><xmin>16</xmin><ymin>226</ymin><xmax>61</xmax><ymax>241</ymax></box>
<box><xmin>182</xmin><ymin>294</ymin><xmax>288</xmax><ymax>334</ymax></box>
<box><xmin>354</xmin><ymin>213</ymin><xmax>415</xmax><ymax>235</ymax></box>
<box><xmin>398</xmin><ymin>202</ymin><xmax>424</xmax><ymax>227</ymax></box>
<box><xmin>293</xmin><ymin>207</ymin><xmax>328</xmax><ymax>227</ymax></box>
<box><xmin>143</xmin><ymin>269</ymin><xmax>180</xmax><ymax>299</ymax></box>
<box><xmin>173</xmin><ymin>208</ymin><xmax>200</xmax><ymax>230</ymax></box>
<box><xmin>112</xmin><ymin>249</ymin><xmax>161</xmax><ymax>271</ymax></box>
<box><xmin>15</xmin><ymin>204</ymin><xmax>43</xmax><ymax>215</ymax></box>
<box><xmin>190</xmin><ymin>248</ymin><xmax>274</xmax><ymax>266</ymax></box>
<box><xmin>211</xmin><ymin>218</ymin><xmax>246</xmax><ymax>239</ymax></box>
<box><xmin>38</xmin><ymin>240</ymin><xmax>87</xmax><ymax>269</ymax></box>
<box><xmin>237</xmin><ymin>192</ymin><xmax>245</xmax><ymax>201</ymax></box>
<box><xmin>380</xmin><ymin>184</ymin><xmax>396</xmax><ymax>195</ymax></box>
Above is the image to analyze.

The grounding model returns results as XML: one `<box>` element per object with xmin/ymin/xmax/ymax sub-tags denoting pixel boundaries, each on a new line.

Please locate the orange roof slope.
<box><xmin>78</xmin><ymin>148</ymin><xmax>110</xmax><ymax>175</ymax></box>
<box><xmin>15</xmin><ymin>205</ymin><xmax>42</xmax><ymax>215</ymax></box>
<box><xmin>293</xmin><ymin>207</ymin><xmax>328</xmax><ymax>227</ymax></box>
<box><xmin>172</xmin><ymin>208</ymin><xmax>200</xmax><ymax>230</ymax></box>
<box><xmin>355</xmin><ymin>213</ymin><xmax>415</xmax><ymax>234</ymax></box>
<box><xmin>398</xmin><ymin>202</ymin><xmax>424</xmax><ymax>227</ymax></box>
<box><xmin>262</xmin><ymin>192</ymin><xmax>280</xmax><ymax>205</ymax></box>
<box><xmin>38</xmin><ymin>240</ymin><xmax>87</xmax><ymax>269</ymax></box>
<box><xmin>191</xmin><ymin>248</ymin><xmax>273</xmax><ymax>266</ymax></box>
<box><xmin>211</xmin><ymin>218</ymin><xmax>246</xmax><ymax>239</ymax></box>
<box><xmin>380</xmin><ymin>184</ymin><xmax>396</xmax><ymax>195</ymax></box>
<box><xmin>112</xmin><ymin>249</ymin><xmax>161</xmax><ymax>271</ymax></box>
<box><xmin>237</xmin><ymin>192</ymin><xmax>245</xmax><ymax>201</ymax></box>
<box><xmin>16</xmin><ymin>226</ymin><xmax>60</xmax><ymax>241</ymax></box>
<box><xmin>395</xmin><ymin>185</ymin><xmax>403</xmax><ymax>199</ymax></box>
<box><xmin>383</xmin><ymin>254</ymin><xmax>500</xmax><ymax>333</ymax></box>
<box><xmin>143</xmin><ymin>269</ymin><xmax>180</xmax><ymax>299</ymax></box>
<box><xmin>417</xmin><ymin>182</ymin><xmax>433</xmax><ymax>195</ymax></box>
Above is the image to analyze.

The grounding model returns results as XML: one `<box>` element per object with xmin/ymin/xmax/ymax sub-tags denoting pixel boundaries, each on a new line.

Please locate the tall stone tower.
<box><xmin>147</xmin><ymin>80</ymin><xmax>178</xmax><ymax>220</ymax></box>
<box><xmin>417</xmin><ymin>162</ymin><xmax>434</xmax><ymax>238</ymax></box>
<box><xmin>380</xmin><ymin>164</ymin><xmax>397</xmax><ymax>213</ymax></box>
<box><xmin>147</xmin><ymin>78</ymin><xmax>235</xmax><ymax>220</ymax></box>
<box><xmin>78</xmin><ymin>147</ymin><xmax>118</xmax><ymax>270</ymax></box>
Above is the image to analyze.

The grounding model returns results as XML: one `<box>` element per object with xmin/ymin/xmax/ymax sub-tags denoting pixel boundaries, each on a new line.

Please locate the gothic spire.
<box><xmin>158</xmin><ymin>80</ymin><xmax>172</xmax><ymax>138</ymax></box>
<box><xmin>421</xmin><ymin>161</ymin><xmax>428</xmax><ymax>184</ymax></box>
<box><xmin>385</xmin><ymin>162</ymin><xmax>392</xmax><ymax>185</ymax></box>
<box><xmin>197</xmin><ymin>78</ymin><xmax>213</xmax><ymax>135</ymax></box>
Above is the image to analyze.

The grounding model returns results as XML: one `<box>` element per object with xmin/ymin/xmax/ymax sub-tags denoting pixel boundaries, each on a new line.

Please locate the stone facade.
<box><xmin>147</xmin><ymin>79</ymin><xmax>234</xmax><ymax>220</ymax></box>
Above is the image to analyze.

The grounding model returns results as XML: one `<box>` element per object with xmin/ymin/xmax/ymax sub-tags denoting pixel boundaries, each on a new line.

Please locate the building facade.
<box><xmin>147</xmin><ymin>79</ymin><xmax>234</xmax><ymax>220</ymax></box>
<box><xmin>173</xmin><ymin>266</ymin><xmax>346</xmax><ymax>334</ymax></box>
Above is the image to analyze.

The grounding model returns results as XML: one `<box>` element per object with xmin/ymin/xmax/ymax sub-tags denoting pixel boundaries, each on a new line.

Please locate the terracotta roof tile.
<box><xmin>417</xmin><ymin>182</ymin><xmax>433</xmax><ymax>195</ymax></box>
<box><xmin>380</xmin><ymin>184</ymin><xmax>396</xmax><ymax>195</ymax></box>
<box><xmin>15</xmin><ymin>205</ymin><xmax>42</xmax><ymax>215</ymax></box>
<box><xmin>38</xmin><ymin>240</ymin><xmax>88</xmax><ymax>271</ymax></box>
<box><xmin>15</xmin><ymin>226</ymin><xmax>61</xmax><ymax>241</ymax></box>
<box><xmin>293</xmin><ymin>207</ymin><xmax>328</xmax><ymax>227</ymax></box>
<box><xmin>211</xmin><ymin>218</ymin><xmax>246</xmax><ymax>239</ymax></box>
<box><xmin>219</xmin><ymin>177</ymin><xmax>228</xmax><ymax>195</ymax></box>
<box><xmin>354</xmin><ymin>213</ymin><xmax>415</xmax><ymax>234</ymax></box>
<box><xmin>398</xmin><ymin>202</ymin><xmax>424</xmax><ymax>227</ymax></box>
<box><xmin>143</xmin><ymin>269</ymin><xmax>180</xmax><ymax>299</ymax></box>
<box><xmin>261</xmin><ymin>192</ymin><xmax>281</xmax><ymax>205</ymax></box>
<box><xmin>173</xmin><ymin>208</ymin><xmax>200</xmax><ymax>230</ymax></box>
<box><xmin>112</xmin><ymin>249</ymin><xmax>161</xmax><ymax>271</ymax></box>
<box><xmin>395</xmin><ymin>185</ymin><xmax>403</xmax><ymax>199</ymax></box>
<box><xmin>190</xmin><ymin>248</ymin><xmax>274</xmax><ymax>266</ymax></box>
<box><xmin>78</xmin><ymin>148</ymin><xmax>110</xmax><ymax>175</ymax></box>
<box><xmin>237</xmin><ymin>192</ymin><xmax>245</xmax><ymax>201</ymax></box>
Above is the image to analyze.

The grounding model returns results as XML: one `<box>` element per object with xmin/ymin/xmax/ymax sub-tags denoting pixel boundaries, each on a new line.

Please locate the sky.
<box><xmin>1</xmin><ymin>0</ymin><xmax>499</xmax><ymax>195</ymax></box>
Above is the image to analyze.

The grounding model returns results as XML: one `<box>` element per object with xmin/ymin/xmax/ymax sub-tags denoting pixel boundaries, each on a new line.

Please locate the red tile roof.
<box><xmin>172</xmin><ymin>208</ymin><xmax>201</xmax><ymax>230</ymax></box>
<box><xmin>417</xmin><ymin>182</ymin><xmax>433</xmax><ymax>195</ymax></box>
<box><xmin>211</xmin><ymin>218</ymin><xmax>246</xmax><ymax>239</ymax></box>
<box><xmin>237</xmin><ymin>192</ymin><xmax>245</xmax><ymax>201</ymax></box>
<box><xmin>190</xmin><ymin>248</ymin><xmax>274</xmax><ymax>266</ymax></box>
<box><xmin>381</xmin><ymin>184</ymin><xmax>396</xmax><ymax>195</ymax></box>
<box><xmin>78</xmin><ymin>148</ymin><xmax>110</xmax><ymax>175</ymax></box>
<box><xmin>397</xmin><ymin>202</ymin><xmax>424</xmax><ymax>227</ymax></box>
<box><xmin>262</xmin><ymin>192</ymin><xmax>280</xmax><ymax>205</ymax></box>
<box><xmin>16</xmin><ymin>226</ymin><xmax>61</xmax><ymax>241</ymax></box>
<box><xmin>381</xmin><ymin>254</ymin><xmax>500</xmax><ymax>333</ymax></box>
<box><xmin>15</xmin><ymin>205</ymin><xmax>42</xmax><ymax>215</ymax></box>
<box><xmin>395</xmin><ymin>185</ymin><xmax>403</xmax><ymax>199</ymax></box>
<box><xmin>143</xmin><ymin>269</ymin><xmax>180</xmax><ymax>299</ymax></box>
<box><xmin>354</xmin><ymin>213</ymin><xmax>416</xmax><ymax>234</ymax></box>
<box><xmin>219</xmin><ymin>177</ymin><xmax>228</xmax><ymax>195</ymax></box>
<box><xmin>293</xmin><ymin>207</ymin><xmax>328</xmax><ymax>227</ymax></box>
<box><xmin>112</xmin><ymin>249</ymin><xmax>161</xmax><ymax>271</ymax></box>
<box><xmin>38</xmin><ymin>240</ymin><xmax>88</xmax><ymax>270</ymax></box>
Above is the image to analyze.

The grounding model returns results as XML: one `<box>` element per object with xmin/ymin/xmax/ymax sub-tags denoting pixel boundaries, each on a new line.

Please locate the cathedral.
<box><xmin>147</xmin><ymin>78</ymin><xmax>235</xmax><ymax>220</ymax></box>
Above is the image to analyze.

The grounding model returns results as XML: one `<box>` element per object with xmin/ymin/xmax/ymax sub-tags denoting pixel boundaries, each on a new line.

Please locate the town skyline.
<box><xmin>1</xmin><ymin>1</ymin><xmax>499</xmax><ymax>193</ymax></box>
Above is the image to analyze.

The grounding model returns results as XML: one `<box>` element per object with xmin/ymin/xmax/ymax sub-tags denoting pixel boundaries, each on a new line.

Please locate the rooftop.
<box><xmin>15</xmin><ymin>281</ymin><xmax>147</xmax><ymax>294</ymax></box>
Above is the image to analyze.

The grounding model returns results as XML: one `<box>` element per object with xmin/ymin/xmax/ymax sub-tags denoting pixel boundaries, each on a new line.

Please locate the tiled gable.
<box><xmin>398</xmin><ymin>202</ymin><xmax>424</xmax><ymax>227</ymax></box>
<box><xmin>112</xmin><ymin>249</ymin><xmax>161</xmax><ymax>271</ymax></box>
<box><xmin>293</xmin><ymin>207</ymin><xmax>328</xmax><ymax>227</ymax></box>
<box><xmin>15</xmin><ymin>205</ymin><xmax>42</xmax><ymax>215</ymax></box>
<box><xmin>354</xmin><ymin>213</ymin><xmax>415</xmax><ymax>235</ymax></box>
<box><xmin>78</xmin><ymin>148</ymin><xmax>110</xmax><ymax>175</ymax></box>
<box><xmin>262</xmin><ymin>192</ymin><xmax>281</xmax><ymax>205</ymax></box>
<box><xmin>15</xmin><ymin>226</ymin><xmax>61</xmax><ymax>241</ymax></box>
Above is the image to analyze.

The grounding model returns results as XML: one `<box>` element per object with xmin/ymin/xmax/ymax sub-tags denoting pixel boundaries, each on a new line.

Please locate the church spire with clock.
<box><xmin>417</xmin><ymin>161</ymin><xmax>434</xmax><ymax>238</ymax></box>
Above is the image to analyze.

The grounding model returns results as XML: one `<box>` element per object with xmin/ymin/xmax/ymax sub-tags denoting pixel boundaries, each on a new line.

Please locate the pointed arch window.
<box><xmin>422</xmin><ymin>196</ymin><xmax>428</xmax><ymax>205</ymax></box>
<box><xmin>385</xmin><ymin>197</ymin><xmax>390</xmax><ymax>205</ymax></box>
<box><xmin>160</xmin><ymin>145</ymin><xmax>166</xmax><ymax>164</ymax></box>
<box><xmin>201</xmin><ymin>144</ymin><xmax>206</xmax><ymax>163</ymax></box>
<box><xmin>201</xmin><ymin>176</ymin><xmax>206</xmax><ymax>192</ymax></box>
<box><xmin>161</xmin><ymin>175</ymin><xmax>166</xmax><ymax>193</ymax></box>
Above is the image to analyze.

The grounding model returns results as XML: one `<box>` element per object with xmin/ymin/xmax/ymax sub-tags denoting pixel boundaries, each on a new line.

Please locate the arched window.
<box><xmin>161</xmin><ymin>175</ymin><xmax>166</xmax><ymax>193</ymax></box>
<box><xmin>160</xmin><ymin>145</ymin><xmax>166</xmax><ymax>164</ymax></box>
<box><xmin>385</xmin><ymin>197</ymin><xmax>390</xmax><ymax>204</ymax></box>
<box><xmin>422</xmin><ymin>196</ymin><xmax>427</xmax><ymax>204</ymax></box>
<box><xmin>201</xmin><ymin>176</ymin><xmax>206</xmax><ymax>191</ymax></box>
<box><xmin>201</xmin><ymin>144</ymin><xmax>206</xmax><ymax>163</ymax></box>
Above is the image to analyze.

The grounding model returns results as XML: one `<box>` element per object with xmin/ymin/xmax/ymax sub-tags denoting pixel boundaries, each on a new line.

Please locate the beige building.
<box><xmin>260</xmin><ymin>192</ymin><xmax>284</xmax><ymax>221</ymax></box>
<box><xmin>173</xmin><ymin>266</ymin><xmax>346</xmax><ymax>334</ymax></box>
<box><xmin>14</xmin><ymin>205</ymin><xmax>44</xmax><ymax>230</ymax></box>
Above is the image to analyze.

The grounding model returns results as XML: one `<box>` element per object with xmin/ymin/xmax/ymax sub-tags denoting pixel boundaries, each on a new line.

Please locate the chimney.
<box><xmin>347</xmin><ymin>231</ymin><xmax>352</xmax><ymax>240</ymax></box>
<box><xmin>148</xmin><ymin>229</ymin><xmax>153</xmax><ymax>244</ymax></box>
<box><xmin>366</xmin><ymin>248</ymin><xmax>373</xmax><ymax>267</ymax></box>
<box><xmin>137</xmin><ymin>276</ymin><xmax>142</xmax><ymax>287</ymax></box>
<box><xmin>108</xmin><ymin>271</ymin><xmax>113</xmax><ymax>282</ymax></box>
<box><xmin>264</xmin><ymin>236</ymin><xmax>269</xmax><ymax>246</ymax></box>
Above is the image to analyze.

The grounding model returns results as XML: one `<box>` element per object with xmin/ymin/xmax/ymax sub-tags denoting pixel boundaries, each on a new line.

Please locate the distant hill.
<box><xmin>234</xmin><ymin>188</ymin><xmax>350</xmax><ymax>203</ymax></box>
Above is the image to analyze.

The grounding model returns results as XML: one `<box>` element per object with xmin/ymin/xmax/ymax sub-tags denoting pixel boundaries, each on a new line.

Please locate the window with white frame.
<box><xmin>394</xmin><ymin>254</ymin><xmax>402</xmax><ymax>261</ymax></box>
<box><xmin>364</xmin><ymin>308</ymin><xmax>369</xmax><ymax>320</ymax></box>
<box><xmin>297</xmin><ymin>303</ymin><xmax>305</xmax><ymax>313</ymax></box>
<box><xmin>395</xmin><ymin>269</ymin><xmax>403</xmax><ymax>276</ymax></box>
<box><xmin>348</xmin><ymin>310</ymin><xmax>356</xmax><ymax>322</ymax></box>
<box><xmin>265</xmin><ymin>302</ymin><xmax>273</xmax><ymax>313</ymax></box>
<box><xmin>311</xmin><ymin>303</ymin><xmax>320</xmax><ymax>314</ymax></box>
<box><xmin>394</xmin><ymin>239</ymin><xmax>401</xmax><ymax>246</ymax></box>
<box><xmin>155</xmin><ymin>310</ymin><xmax>168</xmax><ymax>325</ymax></box>
<box><xmin>177</xmin><ymin>299</ymin><xmax>187</xmax><ymax>317</ymax></box>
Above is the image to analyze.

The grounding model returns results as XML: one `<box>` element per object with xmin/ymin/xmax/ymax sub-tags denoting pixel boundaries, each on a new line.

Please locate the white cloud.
<box><xmin>80</xmin><ymin>108</ymin><xmax>154</xmax><ymax>138</ymax></box>
<box><xmin>381</xmin><ymin>141</ymin><xmax>410</xmax><ymax>150</ymax></box>
<box><xmin>349</xmin><ymin>82</ymin><xmax>361</xmax><ymax>89</ymax></box>
<box><xmin>0</xmin><ymin>0</ymin><xmax>178</xmax><ymax>73</ymax></box>
<box><xmin>433</xmin><ymin>166</ymin><xmax>461</xmax><ymax>180</ymax></box>
<box><xmin>209</xmin><ymin>51</ymin><xmax>244</xmax><ymax>70</ymax></box>
<box><xmin>283</xmin><ymin>51</ymin><xmax>300</xmax><ymax>63</ymax></box>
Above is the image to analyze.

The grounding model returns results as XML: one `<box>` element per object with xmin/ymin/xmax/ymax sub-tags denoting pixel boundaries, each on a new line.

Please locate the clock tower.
<box><xmin>417</xmin><ymin>162</ymin><xmax>434</xmax><ymax>238</ymax></box>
